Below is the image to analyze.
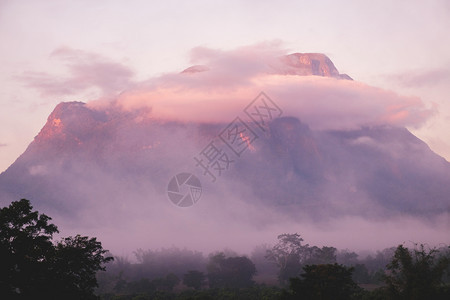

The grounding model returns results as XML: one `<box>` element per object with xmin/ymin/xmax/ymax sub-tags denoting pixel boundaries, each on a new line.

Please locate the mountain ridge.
<box><xmin>1</xmin><ymin>99</ymin><xmax>449</xmax><ymax>219</ymax></box>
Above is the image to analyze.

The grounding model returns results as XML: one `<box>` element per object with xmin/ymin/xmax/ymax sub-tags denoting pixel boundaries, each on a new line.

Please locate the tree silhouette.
<box><xmin>266</xmin><ymin>233</ymin><xmax>309</xmax><ymax>285</ymax></box>
<box><xmin>384</xmin><ymin>244</ymin><xmax>450</xmax><ymax>299</ymax></box>
<box><xmin>183</xmin><ymin>270</ymin><xmax>206</xmax><ymax>290</ymax></box>
<box><xmin>50</xmin><ymin>235</ymin><xmax>114</xmax><ymax>298</ymax></box>
<box><xmin>289</xmin><ymin>263</ymin><xmax>359</xmax><ymax>300</ymax></box>
<box><xmin>0</xmin><ymin>199</ymin><xmax>113</xmax><ymax>299</ymax></box>
<box><xmin>305</xmin><ymin>246</ymin><xmax>337</xmax><ymax>265</ymax></box>
<box><xmin>207</xmin><ymin>253</ymin><xmax>256</xmax><ymax>288</ymax></box>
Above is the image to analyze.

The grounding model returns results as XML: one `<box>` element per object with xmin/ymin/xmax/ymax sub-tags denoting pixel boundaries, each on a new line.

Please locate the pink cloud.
<box><xmin>390</xmin><ymin>67</ymin><xmax>450</xmax><ymax>87</ymax></box>
<box><xmin>18</xmin><ymin>43</ymin><xmax>434</xmax><ymax>130</ymax></box>
<box><xmin>87</xmin><ymin>44</ymin><xmax>434</xmax><ymax>130</ymax></box>
<box><xmin>18</xmin><ymin>47</ymin><xmax>134</xmax><ymax>97</ymax></box>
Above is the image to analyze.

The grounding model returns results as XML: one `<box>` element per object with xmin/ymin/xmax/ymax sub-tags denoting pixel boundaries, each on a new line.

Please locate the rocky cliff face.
<box><xmin>1</xmin><ymin>98</ymin><xmax>449</xmax><ymax>220</ymax></box>
<box><xmin>278</xmin><ymin>53</ymin><xmax>352</xmax><ymax>80</ymax></box>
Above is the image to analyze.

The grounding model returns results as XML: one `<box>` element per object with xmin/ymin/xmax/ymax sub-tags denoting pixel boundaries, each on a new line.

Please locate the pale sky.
<box><xmin>1</xmin><ymin>0</ymin><xmax>450</xmax><ymax>172</ymax></box>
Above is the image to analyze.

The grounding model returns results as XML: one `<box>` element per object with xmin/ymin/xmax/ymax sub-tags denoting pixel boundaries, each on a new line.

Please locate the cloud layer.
<box><xmin>17</xmin><ymin>44</ymin><xmax>434</xmax><ymax>131</ymax></box>
<box><xmin>18</xmin><ymin>47</ymin><xmax>134</xmax><ymax>97</ymax></box>
<box><xmin>84</xmin><ymin>44</ymin><xmax>435</xmax><ymax>131</ymax></box>
<box><xmin>389</xmin><ymin>67</ymin><xmax>450</xmax><ymax>88</ymax></box>
<box><xmin>8</xmin><ymin>44</ymin><xmax>446</xmax><ymax>256</ymax></box>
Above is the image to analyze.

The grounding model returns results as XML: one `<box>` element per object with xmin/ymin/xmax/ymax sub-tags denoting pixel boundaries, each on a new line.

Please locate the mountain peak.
<box><xmin>278</xmin><ymin>53</ymin><xmax>352</xmax><ymax>80</ymax></box>
<box><xmin>34</xmin><ymin>102</ymin><xmax>84</xmax><ymax>142</ymax></box>
<box><xmin>181</xmin><ymin>65</ymin><xmax>210</xmax><ymax>74</ymax></box>
<box><xmin>180</xmin><ymin>52</ymin><xmax>352</xmax><ymax>79</ymax></box>
<box><xmin>31</xmin><ymin>101</ymin><xmax>109</xmax><ymax>154</ymax></box>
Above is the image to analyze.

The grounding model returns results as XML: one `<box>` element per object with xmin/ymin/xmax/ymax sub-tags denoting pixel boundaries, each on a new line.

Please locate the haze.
<box><xmin>0</xmin><ymin>1</ymin><xmax>449</xmax><ymax>257</ymax></box>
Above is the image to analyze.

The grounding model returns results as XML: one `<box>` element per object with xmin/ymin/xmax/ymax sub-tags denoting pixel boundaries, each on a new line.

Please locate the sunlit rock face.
<box><xmin>278</xmin><ymin>53</ymin><xmax>352</xmax><ymax>80</ymax></box>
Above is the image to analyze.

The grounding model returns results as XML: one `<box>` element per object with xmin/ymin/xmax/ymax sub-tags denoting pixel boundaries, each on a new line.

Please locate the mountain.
<box><xmin>1</xmin><ymin>100</ymin><xmax>449</xmax><ymax>218</ymax></box>
<box><xmin>182</xmin><ymin>53</ymin><xmax>352</xmax><ymax>79</ymax></box>
<box><xmin>277</xmin><ymin>53</ymin><xmax>352</xmax><ymax>80</ymax></box>
<box><xmin>0</xmin><ymin>53</ymin><xmax>449</xmax><ymax>252</ymax></box>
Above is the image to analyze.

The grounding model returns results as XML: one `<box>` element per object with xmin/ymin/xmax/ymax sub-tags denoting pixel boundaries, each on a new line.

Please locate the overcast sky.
<box><xmin>1</xmin><ymin>0</ymin><xmax>449</xmax><ymax>172</ymax></box>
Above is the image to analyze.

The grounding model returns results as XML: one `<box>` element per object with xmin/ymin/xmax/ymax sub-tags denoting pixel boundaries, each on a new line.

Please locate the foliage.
<box><xmin>164</xmin><ymin>273</ymin><xmax>181</xmax><ymax>291</ymax></box>
<box><xmin>94</xmin><ymin>232</ymin><xmax>450</xmax><ymax>299</ymax></box>
<box><xmin>250</xmin><ymin>244</ymin><xmax>279</xmax><ymax>281</ymax></box>
<box><xmin>362</xmin><ymin>246</ymin><xmax>396</xmax><ymax>281</ymax></box>
<box><xmin>383</xmin><ymin>244</ymin><xmax>450</xmax><ymax>299</ymax></box>
<box><xmin>305</xmin><ymin>246</ymin><xmax>337</xmax><ymax>265</ymax></box>
<box><xmin>289</xmin><ymin>263</ymin><xmax>360</xmax><ymax>300</ymax></box>
<box><xmin>338</xmin><ymin>248</ymin><xmax>394</xmax><ymax>284</ymax></box>
<box><xmin>96</xmin><ymin>247</ymin><xmax>207</xmax><ymax>295</ymax></box>
<box><xmin>51</xmin><ymin>235</ymin><xmax>114</xmax><ymax>298</ymax></box>
<box><xmin>351</xmin><ymin>263</ymin><xmax>371</xmax><ymax>284</ymax></box>
<box><xmin>265</xmin><ymin>233</ymin><xmax>307</xmax><ymax>285</ymax></box>
<box><xmin>0</xmin><ymin>199</ymin><xmax>113</xmax><ymax>299</ymax></box>
<box><xmin>266</xmin><ymin>233</ymin><xmax>338</xmax><ymax>285</ymax></box>
<box><xmin>207</xmin><ymin>253</ymin><xmax>256</xmax><ymax>288</ymax></box>
<box><xmin>337</xmin><ymin>249</ymin><xmax>359</xmax><ymax>266</ymax></box>
<box><xmin>133</xmin><ymin>247</ymin><xmax>206</xmax><ymax>280</ymax></box>
<box><xmin>99</xmin><ymin>284</ymin><xmax>284</xmax><ymax>300</ymax></box>
<box><xmin>183</xmin><ymin>270</ymin><xmax>206</xmax><ymax>290</ymax></box>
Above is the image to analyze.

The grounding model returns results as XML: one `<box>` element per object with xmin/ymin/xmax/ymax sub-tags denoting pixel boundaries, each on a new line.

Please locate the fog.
<box><xmin>3</xmin><ymin>44</ymin><xmax>449</xmax><ymax>258</ymax></box>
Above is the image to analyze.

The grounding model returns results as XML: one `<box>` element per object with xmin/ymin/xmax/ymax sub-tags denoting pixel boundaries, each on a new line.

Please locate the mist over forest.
<box><xmin>2</xmin><ymin>1</ymin><xmax>450</xmax><ymax>298</ymax></box>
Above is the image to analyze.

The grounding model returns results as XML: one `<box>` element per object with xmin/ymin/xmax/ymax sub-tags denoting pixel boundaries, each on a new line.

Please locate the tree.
<box><xmin>207</xmin><ymin>253</ymin><xmax>256</xmax><ymax>288</ymax></box>
<box><xmin>266</xmin><ymin>233</ymin><xmax>309</xmax><ymax>285</ymax></box>
<box><xmin>133</xmin><ymin>246</ymin><xmax>206</xmax><ymax>279</ymax></box>
<box><xmin>183</xmin><ymin>270</ymin><xmax>206</xmax><ymax>290</ymax></box>
<box><xmin>351</xmin><ymin>263</ymin><xmax>371</xmax><ymax>284</ymax></box>
<box><xmin>0</xmin><ymin>199</ymin><xmax>113</xmax><ymax>299</ymax></box>
<box><xmin>384</xmin><ymin>244</ymin><xmax>450</xmax><ymax>299</ymax></box>
<box><xmin>250</xmin><ymin>244</ymin><xmax>279</xmax><ymax>279</ymax></box>
<box><xmin>162</xmin><ymin>272</ymin><xmax>180</xmax><ymax>291</ymax></box>
<box><xmin>305</xmin><ymin>246</ymin><xmax>337</xmax><ymax>265</ymax></box>
<box><xmin>50</xmin><ymin>235</ymin><xmax>114</xmax><ymax>298</ymax></box>
<box><xmin>337</xmin><ymin>249</ymin><xmax>359</xmax><ymax>266</ymax></box>
<box><xmin>289</xmin><ymin>263</ymin><xmax>359</xmax><ymax>300</ymax></box>
<box><xmin>0</xmin><ymin>199</ymin><xmax>59</xmax><ymax>298</ymax></box>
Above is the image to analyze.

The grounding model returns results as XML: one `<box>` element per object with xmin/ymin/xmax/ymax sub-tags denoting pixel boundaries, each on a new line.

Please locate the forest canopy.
<box><xmin>1</xmin><ymin>199</ymin><xmax>449</xmax><ymax>299</ymax></box>
<box><xmin>0</xmin><ymin>199</ymin><xmax>113</xmax><ymax>299</ymax></box>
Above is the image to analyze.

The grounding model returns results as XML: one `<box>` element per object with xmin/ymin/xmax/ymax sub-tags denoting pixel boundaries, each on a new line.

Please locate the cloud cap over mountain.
<box><xmin>1</xmin><ymin>44</ymin><xmax>447</xmax><ymax>254</ymax></box>
<box><xmin>81</xmin><ymin>44</ymin><xmax>435</xmax><ymax>132</ymax></box>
